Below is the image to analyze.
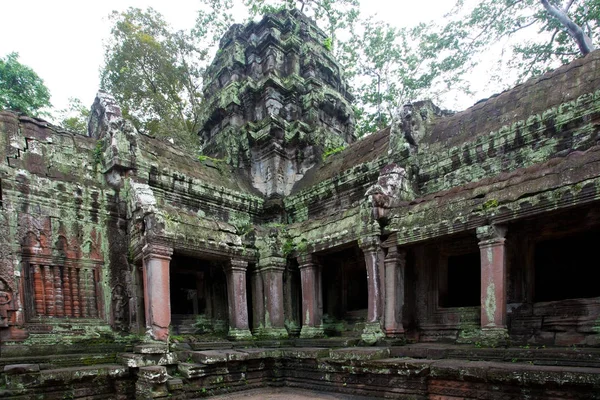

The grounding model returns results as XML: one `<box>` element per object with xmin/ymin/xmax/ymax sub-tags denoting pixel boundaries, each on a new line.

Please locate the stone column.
<box><xmin>259</xmin><ymin>257</ymin><xmax>288</xmax><ymax>338</ymax></box>
<box><xmin>384</xmin><ymin>246</ymin><xmax>406</xmax><ymax>336</ymax></box>
<box><xmin>298</xmin><ymin>254</ymin><xmax>324</xmax><ymax>338</ymax></box>
<box><xmin>250</xmin><ymin>269</ymin><xmax>265</xmax><ymax>335</ymax></box>
<box><xmin>477</xmin><ymin>225</ymin><xmax>508</xmax><ymax>341</ymax></box>
<box><xmin>224</xmin><ymin>259</ymin><xmax>252</xmax><ymax>340</ymax></box>
<box><xmin>142</xmin><ymin>244</ymin><xmax>173</xmax><ymax>342</ymax></box>
<box><xmin>359</xmin><ymin>236</ymin><xmax>385</xmax><ymax>344</ymax></box>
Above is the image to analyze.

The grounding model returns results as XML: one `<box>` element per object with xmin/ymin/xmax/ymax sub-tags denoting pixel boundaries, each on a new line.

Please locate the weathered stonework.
<box><xmin>1</xmin><ymin>8</ymin><xmax>600</xmax><ymax>400</ymax></box>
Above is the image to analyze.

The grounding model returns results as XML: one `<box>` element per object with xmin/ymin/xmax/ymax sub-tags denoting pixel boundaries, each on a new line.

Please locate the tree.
<box><xmin>101</xmin><ymin>8</ymin><xmax>204</xmax><ymax>145</ymax></box>
<box><xmin>0</xmin><ymin>52</ymin><xmax>51</xmax><ymax>116</ymax></box>
<box><xmin>440</xmin><ymin>0</ymin><xmax>599</xmax><ymax>84</ymax></box>
<box><xmin>56</xmin><ymin>97</ymin><xmax>90</xmax><ymax>135</ymax></box>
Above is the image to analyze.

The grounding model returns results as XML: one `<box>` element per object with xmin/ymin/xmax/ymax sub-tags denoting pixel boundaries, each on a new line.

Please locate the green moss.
<box><xmin>322</xmin><ymin>145</ymin><xmax>345</xmax><ymax>161</ymax></box>
<box><xmin>92</xmin><ymin>140</ymin><xmax>103</xmax><ymax>172</ymax></box>
<box><xmin>482</xmin><ymin>199</ymin><xmax>498</xmax><ymax>210</ymax></box>
<box><xmin>323</xmin><ymin>37</ymin><xmax>333</xmax><ymax>51</ymax></box>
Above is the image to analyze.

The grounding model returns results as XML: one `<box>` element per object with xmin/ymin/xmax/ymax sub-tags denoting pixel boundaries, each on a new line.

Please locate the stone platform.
<box><xmin>2</xmin><ymin>342</ymin><xmax>600</xmax><ymax>399</ymax></box>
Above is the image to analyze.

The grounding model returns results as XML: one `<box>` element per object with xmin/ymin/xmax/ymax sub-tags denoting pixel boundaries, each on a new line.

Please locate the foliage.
<box><xmin>101</xmin><ymin>8</ymin><xmax>204</xmax><ymax>146</ymax></box>
<box><xmin>439</xmin><ymin>0</ymin><xmax>599</xmax><ymax>85</ymax></box>
<box><xmin>56</xmin><ymin>97</ymin><xmax>89</xmax><ymax>134</ymax></box>
<box><xmin>244</xmin><ymin>0</ymin><xmax>360</xmax><ymax>47</ymax></box>
<box><xmin>100</xmin><ymin>0</ymin><xmax>600</xmax><ymax>143</ymax></box>
<box><xmin>0</xmin><ymin>52</ymin><xmax>51</xmax><ymax>116</ymax></box>
<box><xmin>322</xmin><ymin>145</ymin><xmax>345</xmax><ymax>160</ymax></box>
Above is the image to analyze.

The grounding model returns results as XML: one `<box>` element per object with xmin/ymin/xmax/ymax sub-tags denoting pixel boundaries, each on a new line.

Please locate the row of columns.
<box><xmin>298</xmin><ymin>224</ymin><xmax>509</xmax><ymax>343</ymax></box>
<box><xmin>140</xmin><ymin>223</ymin><xmax>508</xmax><ymax>343</ymax></box>
<box><xmin>141</xmin><ymin>244</ymin><xmax>283</xmax><ymax>342</ymax></box>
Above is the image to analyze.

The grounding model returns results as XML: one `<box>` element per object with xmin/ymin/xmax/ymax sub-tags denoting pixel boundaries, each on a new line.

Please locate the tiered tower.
<box><xmin>198</xmin><ymin>9</ymin><xmax>355</xmax><ymax>198</ymax></box>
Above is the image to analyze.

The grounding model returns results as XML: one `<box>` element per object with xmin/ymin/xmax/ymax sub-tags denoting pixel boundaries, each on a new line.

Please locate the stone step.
<box><xmin>294</xmin><ymin>337</ymin><xmax>360</xmax><ymax>348</ymax></box>
<box><xmin>120</xmin><ymin>352</ymin><xmax>178</xmax><ymax>368</ymax></box>
<box><xmin>0</xmin><ymin>353</ymin><xmax>118</xmax><ymax>370</ymax></box>
<box><xmin>389</xmin><ymin>344</ymin><xmax>600</xmax><ymax>368</ymax></box>
<box><xmin>4</xmin><ymin>363</ymin><xmax>128</xmax><ymax>390</ymax></box>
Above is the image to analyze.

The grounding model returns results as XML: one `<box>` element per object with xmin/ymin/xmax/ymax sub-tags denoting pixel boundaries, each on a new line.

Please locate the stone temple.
<box><xmin>2</xmin><ymin>9</ymin><xmax>600</xmax><ymax>399</ymax></box>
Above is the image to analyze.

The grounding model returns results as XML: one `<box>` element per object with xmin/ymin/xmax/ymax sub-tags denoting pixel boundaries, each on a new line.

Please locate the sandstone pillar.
<box><xmin>250</xmin><ymin>269</ymin><xmax>265</xmax><ymax>335</ymax></box>
<box><xmin>384</xmin><ymin>246</ymin><xmax>406</xmax><ymax>336</ymax></box>
<box><xmin>258</xmin><ymin>257</ymin><xmax>288</xmax><ymax>338</ymax></box>
<box><xmin>142</xmin><ymin>244</ymin><xmax>173</xmax><ymax>342</ymax></box>
<box><xmin>477</xmin><ymin>225</ymin><xmax>508</xmax><ymax>340</ymax></box>
<box><xmin>225</xmin><ymin>259</ymin><xmax>252</xmax><ymax>340</ymax></box>
<box><xmin>298</xmin><ymin>254</ymin><xmax>324</xmax><ymax>338</ymax></box>
<box><xmin>359</xmin><ymin>236</ymin><xmax>385</xmax><ymax>344</ymax></box>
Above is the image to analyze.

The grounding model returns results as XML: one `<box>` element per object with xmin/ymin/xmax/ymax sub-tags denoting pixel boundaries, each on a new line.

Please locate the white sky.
<box><xmin>0</xmin><ymin>0</ymin><xmax>472</xmax><ymax>114</ymax></box>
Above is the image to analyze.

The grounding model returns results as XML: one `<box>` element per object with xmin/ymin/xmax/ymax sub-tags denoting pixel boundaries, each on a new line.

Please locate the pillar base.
<box><xmin>227</xmin><ymin>328</ymin><xmax>253</xmax><ymax>341</ymax></box>
<box><xmin>253</xmin><ymin>327</ymin><xmax>289</xmax><ymax>339</ymax></box>
<box><xmin>383</xmin><ymin>327</ymin><xmax>405</xmax><ymax>338</ymax></box>
<box><xmin>300</xmin><ymin>326</ymin><xmax>325</xmax><ymax>339</ymax></box>
<box><xmin>361</xmin><ymin>322</ymin><xmax>385</xmax><ymax>345</ymax></box>
<box><xmin>481</xmin><ymin>327</ymin><xmax>509</xmax><ymax>346</ymax></box>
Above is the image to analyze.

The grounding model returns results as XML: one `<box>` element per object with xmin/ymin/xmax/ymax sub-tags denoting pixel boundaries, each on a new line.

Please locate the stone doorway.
<box><xmin>169</xmin><ymin>254</ymin><xmax>229</xmax><ymax>336</ymax></box>
<box><xmin>320</xmin><ymin>246</ymin><xmax>368</xmax><ymax>336</ymax></box>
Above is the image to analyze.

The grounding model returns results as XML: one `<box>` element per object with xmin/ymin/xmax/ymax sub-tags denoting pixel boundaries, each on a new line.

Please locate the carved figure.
<box><xmin>0</xmin><ymin>278</ymin><xmax>13</xmax><ymax>327</ymax></box>
<box><xmin>365</xmin><ymin>164</ymin><xmax>409</xmax><ymax>220</ymax></box>
<box><xmin>112</xmin><ymin>284</ymin><xmax>128</xmax><ymax>330</ymax></box>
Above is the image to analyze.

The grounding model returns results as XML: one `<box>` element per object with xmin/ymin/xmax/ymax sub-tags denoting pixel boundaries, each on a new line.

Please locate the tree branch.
<box><xmin>540</xmin><ymin>0</ymin><xmax>595</xmax><ymax>55</ymax></box>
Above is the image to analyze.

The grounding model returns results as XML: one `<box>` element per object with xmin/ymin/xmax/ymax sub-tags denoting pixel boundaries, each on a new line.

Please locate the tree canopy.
<box><xmin>0</xmin><ymin>52</ymin><xmax>51</xmax><ymax>117</ymax></box>
<box><xmin>100</xmin><ymin>8</ymin><xmax>204</xmax><ymax>145</ymax></box>
<box><xmin>440</xmin><ymin>0</ymin><xmax>598</xmax><ymax>85</ymax></box>
<box><xmin>99</xmin><ymin>0</ymin><xmax>599</xmax><ymax>142</ymax></box>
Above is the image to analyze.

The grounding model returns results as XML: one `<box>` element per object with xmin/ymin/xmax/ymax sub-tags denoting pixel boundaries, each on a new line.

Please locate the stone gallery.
<box><xmin>2</xmin><ymin>9</ymin><xmax>600</xmax><ymax>399</ymax></box>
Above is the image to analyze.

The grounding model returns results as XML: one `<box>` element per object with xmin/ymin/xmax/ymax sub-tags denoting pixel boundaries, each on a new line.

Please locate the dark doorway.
<box><xmin>441</xmin><ymin>252</ymin><xmax>481</xmax><ymax>308</ymax></box>
<box><xmin>534</xmin><ymin>230</ymin><xmax>600</xmax><ymax>302</ymax></box>
<box><xmin>320</xmin><ymin>246</ymin><xmax>368</xmax><ymax>335</ymax></box>
<box><xmin>170</xmin><ymin>254</ymin><xmax>228</xmax><ymax>335</ymax></box>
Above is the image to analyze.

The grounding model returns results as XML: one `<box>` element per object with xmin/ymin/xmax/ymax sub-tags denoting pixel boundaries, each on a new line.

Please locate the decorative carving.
<box><xmin>476</xmin><ymin>225</ymin><xmax>507</xmax><ymax>243</ymax></box>
<box><xmin>26</xmin><ymin>263</ymin><xmax>102</xmax><ymax>320</ymax></box>
<box><xmin>365</xmin><ymin>163</ymin><xmax>412</xmax><ymax>221</ymax></box>
<box><xmin>112</xmin><ymin>284</ymin><xmax>129</xmax><ymax>330</ymax></box>
<box><xmin>0</xmin><ymin>278</ymin><xmax>13</xmax><ymax>328</ymax></box>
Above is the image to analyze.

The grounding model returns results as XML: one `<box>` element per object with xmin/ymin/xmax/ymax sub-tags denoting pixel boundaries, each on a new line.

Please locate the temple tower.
<box><xmin>198</xmin><ymin>9</ymin><xmax>355</xmax><ymax>198</ymax></box>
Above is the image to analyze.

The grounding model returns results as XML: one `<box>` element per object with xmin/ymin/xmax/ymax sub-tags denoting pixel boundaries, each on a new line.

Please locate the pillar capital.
<box><xmin>297</xmin><ymin>253</ymin><xmax>318</xmax><ymax>269</ymax></box>
<box><xmin>257</xmin><ymin>256</ymin><xmax>286</xmax><ymax>272</ymax></box>
<box><xmin>226</xmin><ymin>259</ymin><xmax>248</xmax><ymax>272</ymax></box>
<box><xmin>359</xmin><ymin>236</ymin><xmax>380</xmax><ymax>253</ymax></box>
<box><xmin>476</xmin><ymin>225</ymin><xmax>507</xmax><ymax>244</ymax></box>
<box><xmin>384</xmin><ymin>246</ymin><xmax>406</xmax><ymax>264</ymax></box>
<box><xmin>142</xmin><ymin>243</ymin><xmax>173</xmax><ymax>261</ymax></box>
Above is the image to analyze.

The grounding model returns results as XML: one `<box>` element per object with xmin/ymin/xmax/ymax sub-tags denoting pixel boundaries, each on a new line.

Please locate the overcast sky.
<box><xmin>0</xmin><ymin>0</ymin><xmax>460</xmax><ymax>114</ymax></box>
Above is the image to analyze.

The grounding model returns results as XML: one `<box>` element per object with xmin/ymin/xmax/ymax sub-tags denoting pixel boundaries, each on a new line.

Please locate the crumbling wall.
<box><xmin>0</xmin><ymin>111</ymin><xmax>132</xmax><ymax>353</ymax></box>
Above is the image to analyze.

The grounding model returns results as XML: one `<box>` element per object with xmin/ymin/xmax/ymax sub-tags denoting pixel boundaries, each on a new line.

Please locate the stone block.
<box><xmin>167</xmin><ymin>378</ymin><xmax>184</xmax><ymax>391</ymax></box>
<box><xmin>4</xmin><ymin>364</ymin><xmax>40</xmax><ymax>374</ymax></box>
<box><xmin>120</xmin><ymin>352</ymin><xmax>178</xmax><ymax>367</ymax></box>
<box><xmin>138</xmin><ymin>366</ymin><xmax>168</xmax><ymax>384</ymax></box>
<box><xmin>189</xmin><ymin>349</ymin><xmax>249</xmax><ymax>364</ymax></box>
<box><xmin>329</xmin><ymin>347</ymin><xmax>390</xmax><ymax>361</ymax></box>
<box><xmin>177</xmin><ymin>363</ymin><xmax>208</xmax><ymax>379</ymax></box>
<box><xmin>134</xmin><ymin>343</ymin><xmax>169</xmax><ymax>354</ymax></box>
